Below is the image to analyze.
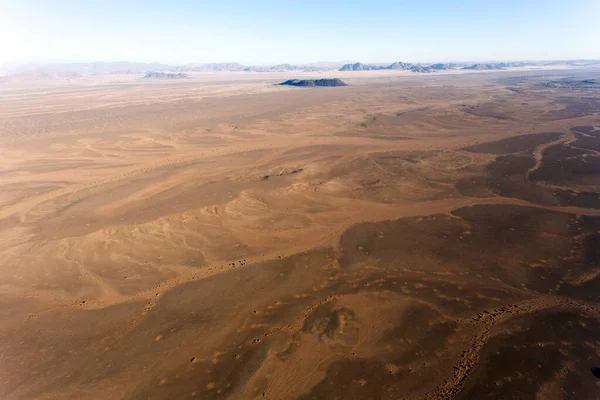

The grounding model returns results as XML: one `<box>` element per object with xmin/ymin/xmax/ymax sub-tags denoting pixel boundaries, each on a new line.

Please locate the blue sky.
<box><xmin>1</xmin><ymin>0</ymin><xmax>599</xmax><ymax>64</ymax></box>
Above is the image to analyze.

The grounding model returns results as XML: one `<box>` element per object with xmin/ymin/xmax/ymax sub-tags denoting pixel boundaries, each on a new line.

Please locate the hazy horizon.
<box><xmin>1</xmin><ymin>0</ymin><xmax>599</xmax><ymax>66</ymax></box>
<box><xmin>4</xmin><ymin>57</ymin><xmax>600</xmax><ymax>68</ymax></box>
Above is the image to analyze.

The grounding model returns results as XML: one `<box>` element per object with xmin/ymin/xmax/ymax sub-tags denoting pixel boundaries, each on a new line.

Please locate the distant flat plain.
<box><xmin>1</xmin><ymin>67</ymin><xmax>600</xmax><ymax>399</ymax></box>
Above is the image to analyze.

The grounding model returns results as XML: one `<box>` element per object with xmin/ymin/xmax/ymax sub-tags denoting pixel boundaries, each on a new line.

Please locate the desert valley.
<box><xmin>1</xmin><ymin>66</ymin><xmax>600</xmax><ymax>399</ymax></box>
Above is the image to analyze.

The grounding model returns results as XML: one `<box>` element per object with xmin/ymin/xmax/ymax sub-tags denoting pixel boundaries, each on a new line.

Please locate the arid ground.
<box><xmin>1</xmin><ymin>69</ymin><xmax>600</xmax><ymax>399</ymax></box>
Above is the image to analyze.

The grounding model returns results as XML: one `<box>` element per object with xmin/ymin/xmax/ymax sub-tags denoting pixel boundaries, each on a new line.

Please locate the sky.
<box><xmin>1</xmin><ymin>0</ymin><xmax>599</xmax><ymax>65</ymax></box>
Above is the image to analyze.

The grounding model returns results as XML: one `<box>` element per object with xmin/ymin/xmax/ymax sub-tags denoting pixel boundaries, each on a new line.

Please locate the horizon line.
<box><xmin>3</xmin><ymin>57</ymin><xmax>600</xmax><ymax>68</ymax></box>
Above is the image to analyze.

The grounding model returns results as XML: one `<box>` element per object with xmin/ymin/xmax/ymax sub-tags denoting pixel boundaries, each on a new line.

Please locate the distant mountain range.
<box><xmin>462</xmin><ymin>63</ymin><xmax>505</xmax><ymax>70</ymax></box>
<box><xmin>339</xmin><ymin>62</ymin><xmax>380</xmax><ymax>71</ymax></box>
<box><xmin>0</xmin><ymin>61</ymin><xmax>348</xmax><ymax>77</ymax></box>
<box><xmin>335</xmin><ymin>61</ymin><xmax>559</xmax><ymax>72</ymax></box>
<box><xmin>1</xmin><ymin>59</ymin><xmax>599</xmax><ymax>78</ymax></box>
<box><xmin>143</xmin><ymin>72</ymin><xmax>190</xmax><ymax>79</ymax></box>
<box><xmin>175</xmin><ymin>62</ymin><xmax>246</xmax><ymax>72</ymax></box>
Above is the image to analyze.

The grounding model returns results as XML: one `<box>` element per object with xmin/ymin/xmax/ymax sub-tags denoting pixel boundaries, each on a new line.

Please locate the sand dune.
<box><xmin>1</xmin><ymin>69</ymin><xmax>600</xmax><ymax>399</ymax></box>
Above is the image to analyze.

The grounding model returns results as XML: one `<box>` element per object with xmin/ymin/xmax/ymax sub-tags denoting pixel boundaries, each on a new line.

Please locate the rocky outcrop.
<box><xmin>278</xmin><ymin>78</ymin><xmax>348</xmax><ymax>87</ymax></box>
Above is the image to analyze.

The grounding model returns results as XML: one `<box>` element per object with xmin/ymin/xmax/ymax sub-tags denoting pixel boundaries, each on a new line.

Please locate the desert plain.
<box><xmin>1</xmin><ymin>68</ymin><xmax>600</xmax><ymax>399</ymax></box>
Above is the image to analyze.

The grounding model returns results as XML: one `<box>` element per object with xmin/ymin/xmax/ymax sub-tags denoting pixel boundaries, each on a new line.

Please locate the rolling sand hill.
<box><xmin>1</xmin><ymin>68</ymin><xmax>600</xmax><ymax>399</ymax></box>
